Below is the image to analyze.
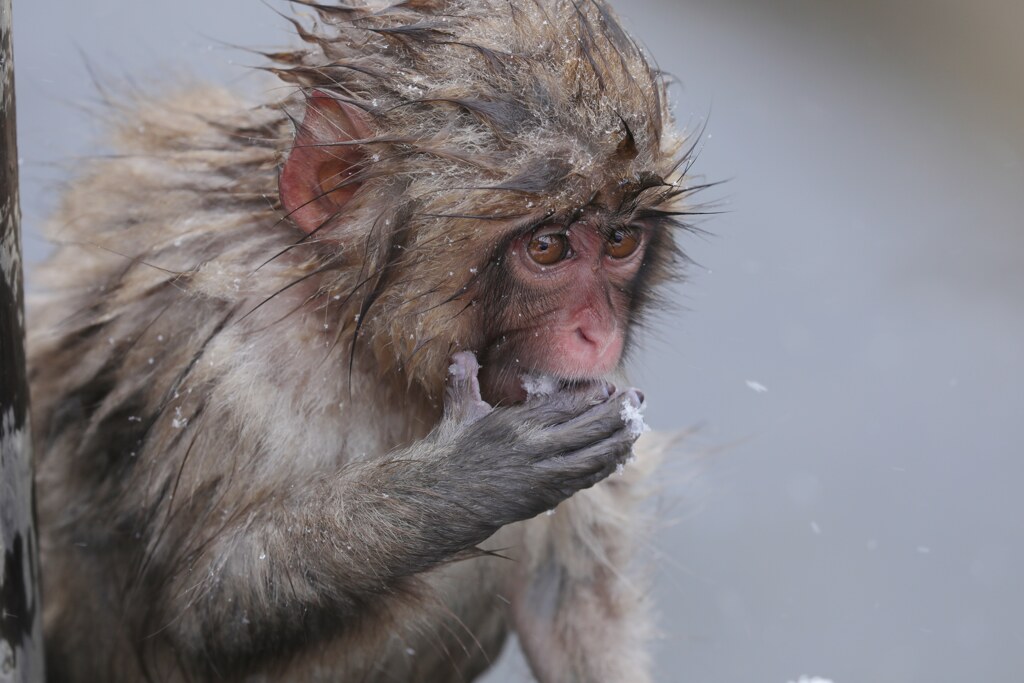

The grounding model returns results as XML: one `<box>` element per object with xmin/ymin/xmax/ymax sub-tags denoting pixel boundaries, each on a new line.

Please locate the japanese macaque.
<box><xmin>28</xmin><ymin>0</ymin><xmax>698</xmax><ymax>681</ymax></box>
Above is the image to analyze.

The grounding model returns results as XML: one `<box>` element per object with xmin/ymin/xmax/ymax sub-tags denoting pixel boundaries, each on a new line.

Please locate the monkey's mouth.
<box><xmin>479</xmin><ymin>363</ymin><xmax>613</xmax><ymax>406</ymax></box>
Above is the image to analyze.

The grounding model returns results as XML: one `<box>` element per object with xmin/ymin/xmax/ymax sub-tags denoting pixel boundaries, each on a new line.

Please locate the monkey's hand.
<box><xmin>412</xmin><ymin>351</ymin><xmax>643</xmax><ymax>545</ymax></box>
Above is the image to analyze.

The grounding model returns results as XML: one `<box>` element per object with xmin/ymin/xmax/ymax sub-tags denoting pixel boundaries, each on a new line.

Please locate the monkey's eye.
<box><xmin>527</xmin><ymin>234</ymin><xmax>570</xmax><ymax>265</ymax></box>
<box><xmin>605</xmin><ymin>227</ymin><xmax>641</xmax><ymax>259</ymax></box>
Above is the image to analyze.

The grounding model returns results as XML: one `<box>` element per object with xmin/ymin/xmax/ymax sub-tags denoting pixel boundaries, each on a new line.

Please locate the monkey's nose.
<box><xmin>574</xmin><ymin>326</ymin><xmax>598</xmax><ymax>347</ymax></box>
<box><xmin>568</xmin><ymin>325</ymin><xmax>621</xmax><ymax>373</ymax></box>
<box><xmin>575</xmin><ymin>323</ymin><xmax>615</xmax><ymax>350</ymax></box>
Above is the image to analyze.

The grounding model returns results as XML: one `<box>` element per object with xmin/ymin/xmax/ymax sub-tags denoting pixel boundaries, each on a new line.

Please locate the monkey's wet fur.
<box><xmin>29</xmin><ymin>1</ymin><xmax>704</xmax><ymax>680</ymax></box>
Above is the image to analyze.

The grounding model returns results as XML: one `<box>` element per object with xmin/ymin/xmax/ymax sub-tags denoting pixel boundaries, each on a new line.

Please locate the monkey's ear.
<box><xmin>279</xmin><ymin>90</ymin><xmax>372</xmax><ymax>235</ymax></box>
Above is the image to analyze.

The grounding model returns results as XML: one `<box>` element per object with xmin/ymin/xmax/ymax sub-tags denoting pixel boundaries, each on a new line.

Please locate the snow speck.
<box><xmin>148</xmin><ymin>357</ymin><xmax>155</xmax><ymax>365</ymax></box>
<box><xmin>157</xmin><ymin>334</ymin><xmax>165</xmax><ymax>342</ymax></box>
<box><xmin>787</xmin><ymin>677</ymin><xmax>834</xmax><ymax>683</ymax></box>
<box><xmin>259</xmin><ymin>552</ymin><xmax>267</xmax><ymax>560</ymax></box>
<box><xmin>620</xmin><ymin>396</ymin><xmax>649</xmax><ymax>438</ymax></box>
<box><xmin>545</xmin><ymin>509</ymin><xmax>556</xmax><ymax>516</ymax></box>
<box><xmin>810</xmin><ymin>521</ymin><xmax>821</xmax><ymax>535</ymax></box>
<box><xmin>745</xmin><ymin>379</ymin><xmax>768</xmax><ymax>393</ymax></box>
<box><xmin>171</xmin><ymin>407</ymin><xmax>188</xmax><ymax>430</ymax></box>
<box><xmin>917</xmin><ymin>546</ymin><xmax>931</xmax><ymax>554</ymax></box>
<box><xmin>405</xmin><ymin>647</ymin><xmax>416</xmax><ymax>656</ymax></box>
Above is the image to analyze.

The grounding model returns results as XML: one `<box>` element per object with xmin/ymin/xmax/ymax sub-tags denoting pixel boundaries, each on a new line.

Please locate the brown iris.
<box><xmin>606</xmin><ymin>227</ymin><xmax>640</xmax><ymax>258</ymax></box>
<box><xmin>527</xmin><ymin>233</ymin><xmax>570</xmax><ymax>265</ymax></box>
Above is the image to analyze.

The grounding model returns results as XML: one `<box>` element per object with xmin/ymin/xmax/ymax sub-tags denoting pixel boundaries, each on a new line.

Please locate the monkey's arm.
<box><xmin>151</xmin><ymin>354</ymin><xmax>641</xmax><ymax>671</ymax></box>
<box><xmin>512</xmin><ymin>434</ymin><xmax>661</xmax><ymax>683</ymax></box>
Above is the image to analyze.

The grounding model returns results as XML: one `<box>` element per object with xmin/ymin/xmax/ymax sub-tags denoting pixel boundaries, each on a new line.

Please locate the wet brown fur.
<box><xmin>29</xmin><ymin>1</ymin><xmax>694</xmax><ymax>681</ymax></box>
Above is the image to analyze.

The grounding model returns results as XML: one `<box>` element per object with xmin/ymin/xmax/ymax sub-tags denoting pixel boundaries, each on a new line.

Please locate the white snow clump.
<box><xmin>620</xmin><ymin>395</ymin><xmax>649</xmax><ymax>438</ymax></box>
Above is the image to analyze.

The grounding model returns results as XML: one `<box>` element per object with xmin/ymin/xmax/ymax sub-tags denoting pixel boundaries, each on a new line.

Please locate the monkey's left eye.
<box><xmin>527</xmin><ymin>234</ymin><xmax>570</xmax><ymax>265</ymax></box>
<box><xmin>605</xmin><ymin>227</ymin><xmax>641</xmax><ymax>259</ymax></box>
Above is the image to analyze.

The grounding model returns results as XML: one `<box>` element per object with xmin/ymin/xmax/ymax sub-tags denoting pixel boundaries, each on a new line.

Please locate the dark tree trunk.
<box><xmin>0</xmin><ymin>0</ymin><xmax>44</xmax><ymax>680</ymax></box>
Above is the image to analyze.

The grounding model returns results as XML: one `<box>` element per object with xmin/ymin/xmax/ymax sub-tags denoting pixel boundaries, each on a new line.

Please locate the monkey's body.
<box><xmin>30</xmin><ymin>1</ymin><xmax>690</xmax><ymax>680</ymax></box>
<box><xmin>32</xmin><ymin>189</ymin><xmax>649</xmax><ymax>679</ymax></box>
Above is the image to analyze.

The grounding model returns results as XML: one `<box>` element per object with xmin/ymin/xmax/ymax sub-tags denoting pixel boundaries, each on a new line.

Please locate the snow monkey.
<box><xmin>28</xmin><ymin>0</ymin><xmax>700</xmax><ymax>681</ymax></box>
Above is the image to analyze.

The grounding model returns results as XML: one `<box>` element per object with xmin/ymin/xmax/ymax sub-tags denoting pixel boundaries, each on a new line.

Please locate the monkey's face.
<box><xmin>477</xmin><ymin>213</ymin><xmax>649</xmax><ymax>404</ymax></box>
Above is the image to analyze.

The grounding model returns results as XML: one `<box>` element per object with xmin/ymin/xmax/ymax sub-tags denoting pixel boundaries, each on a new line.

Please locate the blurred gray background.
<box><xmin>13</xmin><ymin>1</ymin><xmax>1024</xmax><ymax>681</ymax></box>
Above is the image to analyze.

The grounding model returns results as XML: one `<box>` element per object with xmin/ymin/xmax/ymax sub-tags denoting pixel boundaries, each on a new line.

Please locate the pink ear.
<box><xmin>279</xmin><ymin>91</ymin><xmax>372</xmax><ymax>235</ymax></box>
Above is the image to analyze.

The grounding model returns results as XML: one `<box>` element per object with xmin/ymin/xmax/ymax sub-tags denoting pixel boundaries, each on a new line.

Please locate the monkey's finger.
<box><xmin>571</xmin><ymin>378</ymin><xmax>618</xmax><ymax>404</ymax></box>
<box><xmin>576</xmin><ymin>444</ymin><xmax>636</xmax><ymax>490</ymax></box>
<box><xmin>539</xmin><ymin>425</ymin><xmax>636</xmax><ymax>492</ymax></box>
<box><xmin>562</xmin><ymin>387</ymin><xmax>643</xmax><ymax>435</ymax></box>
<box><xmin>526</xmin><ymin>389</ymin><xmax>642</xmax><ymax>455</ymax></box>
<box><xmin>509</xmin><ymin>381</ymin><xmax>618</xmax><ymax>432</ymax></box>
<box><xmin>445</xmin><ymin>352</ymin><xmax>491</xmax><ymax>423</ymax></box>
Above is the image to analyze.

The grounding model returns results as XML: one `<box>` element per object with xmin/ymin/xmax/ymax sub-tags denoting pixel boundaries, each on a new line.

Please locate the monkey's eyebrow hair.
<box><xmin>510</xmin><ymin>208</ymin><xmax>572</xmax><ymax>237</ymax></box>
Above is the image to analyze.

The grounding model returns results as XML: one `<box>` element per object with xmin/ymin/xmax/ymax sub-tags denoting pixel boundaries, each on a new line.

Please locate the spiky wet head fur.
<box><xmin>35</xmin><ymin>0</ymin><xmax>694</xmax><ymax>409</ymax></box>
<box><xmin>272</xmin><ymin>0</ymin><xmax>692</xmax><ymax>394</ymax></box>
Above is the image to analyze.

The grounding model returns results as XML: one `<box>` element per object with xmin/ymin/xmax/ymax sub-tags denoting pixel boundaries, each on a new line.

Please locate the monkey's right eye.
<box><xmin>527</xmin><ymin>234</ymin><xmax>570</xmax><ymax>266</ymax></box>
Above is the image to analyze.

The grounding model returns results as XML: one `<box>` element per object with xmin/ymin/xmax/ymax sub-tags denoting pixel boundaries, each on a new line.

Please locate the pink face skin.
<box><xmin>479</xmin><ymin>219</ymin><xmax>647</xmax><ymax>404</ymax></box>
